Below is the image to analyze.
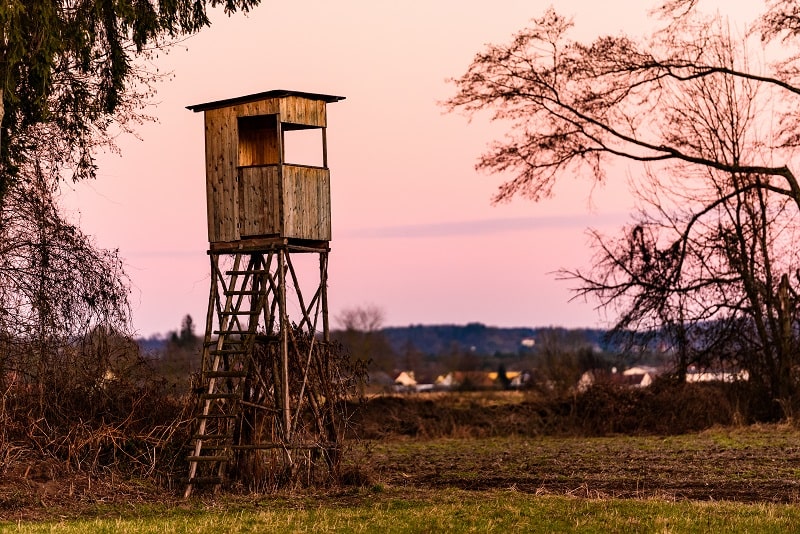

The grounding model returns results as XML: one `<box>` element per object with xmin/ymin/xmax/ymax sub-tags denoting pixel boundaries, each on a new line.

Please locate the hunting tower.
<box><xmin>184</xmin><ymin>90</ymin><xmax>345</xmax><ymax>497</ymax></box>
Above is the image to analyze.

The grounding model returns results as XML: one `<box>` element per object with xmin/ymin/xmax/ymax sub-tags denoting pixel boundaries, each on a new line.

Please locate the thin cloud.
<box><xmin>343</xmin><ymin>213</ymin><xmax>630</xmax><ymax>239</ymax></box>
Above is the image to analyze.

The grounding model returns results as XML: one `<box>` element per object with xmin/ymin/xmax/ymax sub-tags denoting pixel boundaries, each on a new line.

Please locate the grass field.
<box><xmin>3</xmin><ymin>489</ymin><xmax>800</xmax><ymax>533</ymax></box>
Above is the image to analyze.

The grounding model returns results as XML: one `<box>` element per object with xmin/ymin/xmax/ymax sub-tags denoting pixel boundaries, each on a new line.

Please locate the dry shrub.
<box><xmin>0</xmin><ymin>166</ymin><xmax>193</xmax><ymax>490</ymax></box>
<box><xmin>0</xmin><ymin>328</ymin><xmax>191</xmax><ymax>483</ymax></box>
<box><xmin>347</xmin><ymin>394</ymin><xmax>571</xmax><ymax>439</ymax></box>
<box><xmin>572</xmin><ymin>379</ymin><xmax>735</xmax><ymax>435</ymax></box>
<box><xmin>349</xmin><ymin>380</ymin><xmax>751</xmax><ymax>439</ymax></box>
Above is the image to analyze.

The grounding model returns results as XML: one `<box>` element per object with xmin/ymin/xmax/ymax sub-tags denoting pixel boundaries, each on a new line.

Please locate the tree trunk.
<box><xmin>0</xmin><ymin>87</ymin><xmax>4</xmax><ymax>198</ymax></box>
<box><xmin>778</xmin><ymin>273</ymin><xmax>794</xmax><ymax>404</ymax></box>
<box><xmin>0</xmin><ymin>87</ymin><xmax>4</xmax><ymax>149</ymax></box>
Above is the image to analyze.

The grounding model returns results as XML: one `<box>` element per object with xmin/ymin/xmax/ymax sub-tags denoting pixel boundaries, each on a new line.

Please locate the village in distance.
<box><xmin>141</xmin><ymin>315</ymin><xmax>745</xmax><ymax>396</ymax></box>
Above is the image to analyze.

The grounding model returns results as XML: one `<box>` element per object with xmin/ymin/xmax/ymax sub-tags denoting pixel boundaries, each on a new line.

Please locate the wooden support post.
<box><xmin>320</xmin><ymin>251</ymin><xmax>329</xmax><ymax>342</ymax></box>
<box><xmin>279</xmin><ymin>249</ymin><xmax>291</xmax><ymax>441</ymax></box>
<box><xmin>187</xmin><ymin>246</ymin><xmax>337</xmax><ymax>494</ymax></box>
<box><xmin>322</xmin><ymin>127</ymin><xmax>328</xmax><ymax>168</ymax></box>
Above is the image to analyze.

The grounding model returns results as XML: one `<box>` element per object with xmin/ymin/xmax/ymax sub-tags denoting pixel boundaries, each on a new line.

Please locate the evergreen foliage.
<box><xmin>0</xmin><ymin>0</ymin><xmax>260</xmax><ymax>197</ymax></box>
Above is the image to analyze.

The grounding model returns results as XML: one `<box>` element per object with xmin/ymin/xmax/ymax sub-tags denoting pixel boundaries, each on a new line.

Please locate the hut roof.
<box><xmin>186</xmin><ymin>90</ymin><xmax>346</xmax><ymax>112</ymax></box>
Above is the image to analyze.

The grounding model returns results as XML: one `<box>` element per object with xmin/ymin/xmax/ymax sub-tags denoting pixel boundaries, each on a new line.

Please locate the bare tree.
<box><xmin>334</xmin><ymin>304</ymin><xmax>395</xmax><ymax>373</ymax></box>
<box><xmin>336</xmin><ymin>304</ymin><xmax>386</xmax><ymax>333</ymax></box>
<box><xmin>446</xmin><ymin>5</ymin><xmax>800</xmax><ymax>414</ymax></box>
<box><xmin>0</xmin><ymin>155</ymin><xmax>131</xmax><ymax>415</ymax></box>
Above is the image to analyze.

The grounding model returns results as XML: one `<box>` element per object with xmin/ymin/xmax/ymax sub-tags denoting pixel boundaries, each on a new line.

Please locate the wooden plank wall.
<box><xmin>283</xmin><ymin>166</ymin><xmax>331</xmax><ymax>241</ymax></box>
<box><xmin>204</xmin><ymin>107</ymin><xmax>239</xmax><ymax>243</ymax></box>
<box><xmin>203</xmin><ymin>96</ymin><xmax>330</xmax><ymax>243</ymax></box>
<box><xmin>238</xmin><ymin>166</ymin><xmax>282</xmax><ymax>237</ymax></box>
<box><xmin>279</xmin><ymin>97</ymin><xmax>327</xmax><ymax>127</ymax></box>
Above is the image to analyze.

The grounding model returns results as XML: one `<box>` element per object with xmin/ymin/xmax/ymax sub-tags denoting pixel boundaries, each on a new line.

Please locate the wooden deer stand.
<box><xmin>184</xmin><ymin>90</ymin><xmax>345</xmax><ymax>497</ymax></box>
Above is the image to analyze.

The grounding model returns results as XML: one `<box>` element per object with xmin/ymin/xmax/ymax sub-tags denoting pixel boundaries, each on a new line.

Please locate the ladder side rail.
<box><xmin>185</xmin><ymin>253</ymin><xmax>244</xmax><ymax>498</ymax></box>
<box><xmin>202</xmin><ymin>253</ymin><xmax>246</xmax><ymax>494</ymax></box>
<box><xmin>185</xmin><ymin>254</ymin><xmax>226</xmax><ymax>498</ymax></box>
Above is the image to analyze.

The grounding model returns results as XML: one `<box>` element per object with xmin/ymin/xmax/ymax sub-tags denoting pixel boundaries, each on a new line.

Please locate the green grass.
<box><xmin>3</xmin><ymin>489</ymin><xmax>800</xmax><ymax>533</ymax></box>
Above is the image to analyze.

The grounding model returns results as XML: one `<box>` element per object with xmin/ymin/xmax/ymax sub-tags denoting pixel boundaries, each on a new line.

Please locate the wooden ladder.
<box><xmin>184</xmin><ymin>254</ymin><xmax>268</xmax><ymax>497</ymax></box>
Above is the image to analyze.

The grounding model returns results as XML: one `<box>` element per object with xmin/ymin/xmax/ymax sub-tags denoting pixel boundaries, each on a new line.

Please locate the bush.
<box><xmin>0</xmin><ymin>329</ymin><xmax>191</xmax><ymax>482</ymax></box>
<box><xmin>572</xmin><ymin>379</ymin><xmax>735</xmax><ymax>435</ymax></box>
<box><xmin>348</xmin><ymin>380</ymin><xmax>763</xmax><ymax>440</ymax></box>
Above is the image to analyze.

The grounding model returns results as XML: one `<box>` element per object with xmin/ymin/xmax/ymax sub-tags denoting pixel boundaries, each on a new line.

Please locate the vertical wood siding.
<box><xmin>203</xmin><ymin>95</ymin><xmax>331</xmax><ymax>243</ymax></box>
<box><xmin>204</xmin><ymin>107</ymin><xmax>238</xmax><ymax>243</ymax></box>
<box><xmin>283</xmin><ymin>166</ymin><xmax>331</xmax><ymax>240</ymax></box>
<box><xmin>279</xmin><ymin>97</ymin><xmax>327</xmax><ymax>127</ymax></box>
<box><xmin>238</xmin><ymin>166</ymin><xmax>282</xmax><ymax>237</ymax></box>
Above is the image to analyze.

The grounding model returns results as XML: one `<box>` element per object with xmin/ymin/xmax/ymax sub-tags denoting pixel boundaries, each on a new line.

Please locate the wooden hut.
<box><xmin>187</xmin><ymin>90</ymin><xmax>345</xmax><ymax>250</ymax></box>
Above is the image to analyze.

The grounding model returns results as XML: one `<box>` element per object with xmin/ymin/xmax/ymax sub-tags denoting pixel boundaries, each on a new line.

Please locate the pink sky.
<box><xmin>60</xmin><ymin>1</ymin><xmax>755</xmax><ymax>337</ymax></box>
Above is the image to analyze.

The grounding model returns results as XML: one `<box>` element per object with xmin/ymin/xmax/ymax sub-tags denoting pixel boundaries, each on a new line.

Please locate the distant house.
<box><xmin>394</xmin><ymin>371</ymin><xmax>416</xmax><ymax>387</ymax></box>
<box><xmin>487</xmin><ymin>370</ymin><xmax>521</xmax><ymax>382</ymax></box>
<box><xmin>686</xmin><ymin>367</ymin><xmax>749</xmax><ymax>383</ymax></box>
<box><xmin>576</xmin><ymin>370</ymin><xmax>598</xmax><ymax>392</ymax></box>
<box><xmin>509</xmin><ymin>370</ymin><xmax>535</xmax><ymax>389</ymax></box>
<box><xmin>625</xmin><ymin>372</ymin><xmax>653</xmax><ymax>388</ymax></box>
<box><xmin>577</xmin><ymin>368</ymin><xmax>653</xmax><ymax>392</ymax></box>
<box><xmin>623</xmin><ymin>366</ymin><xmax>659</xmax><ymax>377</ymax></box>
<box><xmin>394</xmin><ymin>371</ymin><xmax>417</xmax><ymax>388</ymax></box>
<box><xmin>434</xmin><ymin>372</ymin><xmax>456</xmax><ymax>388</ymax></box>
<box><xmin>434</xmin><ymin>371</ymin><xmax>497</xmax><ymax>390</ymax></box>
<box><xmin>391</xmin><ymin>371</ymin><xmax>436</xmax><ymax>393</ymax></box>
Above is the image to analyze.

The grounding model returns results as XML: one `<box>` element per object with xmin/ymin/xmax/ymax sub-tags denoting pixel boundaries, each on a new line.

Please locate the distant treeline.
<box><xmin>381</xmin><ymin>323</ymin><xmax>613</xmax><ymax>357</ymax></box>
<box><xmin>139</xmin><ymin>319</ymin><xmax>675</xmax><ymax>386</ymax></box>
<box><xmin>138</xmin><ymin>323</ymin><xmax>615</xmax><ymax>359</ymax></box>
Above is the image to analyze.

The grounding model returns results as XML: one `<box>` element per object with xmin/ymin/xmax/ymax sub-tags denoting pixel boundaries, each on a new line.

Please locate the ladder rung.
<box><xmin>205</xmin><ymin>341</ymin><xmax>244</xmax><ymax>347</ymax></box>
<box><xmin>209</xmin><ymin>349</ymin><xmax>246</xmax><ymax>354</ymax></box>
<box><xmin>204</xmin><ymin>371</ymin><xmax>247</xmax><ymax>378</ymax></box>
<box><xmin>188</xmin><ymin>444</ymin><xmax>229</xmax><ymax>450</ymax></box>
<box><xmin>200</xmin><ymin>393</ymin><xmax>239</xmax><ymax>400</ymax></box>
<box><xmin>187</xmin><ymin>455</ymin><xmax>228</xmax><ymax>462</ymax></box>
<box><xmin>192</xmin><ymin>433</ymin><xmax>234</xmax><ymax>441</ymax></box>
<box><xmin>220</xmin><ymin>310</ymin><xmax>261</xmax><ymax>316</ymax></box>
<box><xmin>213</xmin><ymin>330</ymin><xmax>248</xmax><ymax>335</ymax></box>
<box><xmin>226</xmin><ymin>270</ymin><xmax>267</xmax><ymax>275</ymax></box>
<box><xmin>186</xmin><ymin>476</ymin><xmax>223</xmax><ymax>485</ymax></box>
<box><xmin>196</xmin><ymin>413</ymin><xmax>238</xmax><ymax>419</ymax></box>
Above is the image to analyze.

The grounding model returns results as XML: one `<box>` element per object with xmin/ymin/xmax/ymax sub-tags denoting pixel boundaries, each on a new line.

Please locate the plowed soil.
<box><xmin>350</xmin><ymin>424</ymin><xmax>800</xmax><ymax>503</ymax></box>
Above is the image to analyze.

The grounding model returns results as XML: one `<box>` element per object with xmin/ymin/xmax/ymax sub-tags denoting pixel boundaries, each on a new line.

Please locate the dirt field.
<box><xmin>347</xmin><ymin>424</ymin><xmax>800</xmax><ymax>503</ymax></box>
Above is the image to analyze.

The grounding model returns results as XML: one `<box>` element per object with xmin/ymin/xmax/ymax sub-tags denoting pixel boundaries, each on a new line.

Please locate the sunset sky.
<box><xmin>61</xmin><ymin>1</ymin><xmax>756</xmax><ymax>337</ymax></box>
